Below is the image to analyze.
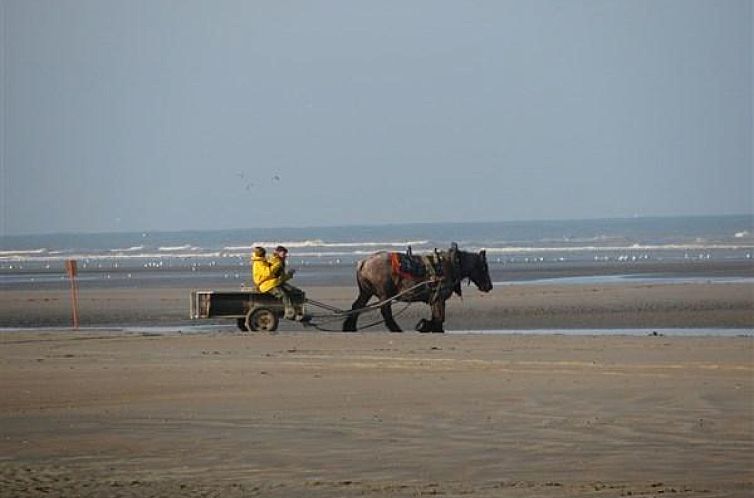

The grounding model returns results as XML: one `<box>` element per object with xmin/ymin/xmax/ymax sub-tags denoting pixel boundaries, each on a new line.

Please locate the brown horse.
<box><xmin>342</xmin><ymin>245</ymin><xmax>493</xmax><ymax>332</ymax></box>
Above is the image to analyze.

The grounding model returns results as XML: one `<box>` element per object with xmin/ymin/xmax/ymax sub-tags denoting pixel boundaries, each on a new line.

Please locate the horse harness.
<box><xmin>390</xmin><ymin>246</ymin><xmax>462</xmax><ymax>304</ymax></box>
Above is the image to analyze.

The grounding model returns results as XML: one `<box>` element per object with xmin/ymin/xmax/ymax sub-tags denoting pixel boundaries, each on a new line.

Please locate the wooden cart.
<box><xmin>190</xmin><ymin>288</ymin><xmax>306</xmax><ymax>332</ymax></box>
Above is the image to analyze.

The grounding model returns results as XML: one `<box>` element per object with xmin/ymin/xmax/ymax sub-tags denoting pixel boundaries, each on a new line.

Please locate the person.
<box><xmin>261</xmin><ymin>245</ymin><xmax>305</xmax><ymax>321</ymax></box>
<box><xmin>251</xmin><ymin>246</ymin><xmax>271</xmax><ymax>291</ymax></box>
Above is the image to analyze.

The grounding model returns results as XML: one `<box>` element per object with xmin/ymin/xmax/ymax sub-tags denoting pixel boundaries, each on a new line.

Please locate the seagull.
<box><xmin>272</xmin><ymin>174</ymin><xmax>281</xmax><ymax>182</ymax></box>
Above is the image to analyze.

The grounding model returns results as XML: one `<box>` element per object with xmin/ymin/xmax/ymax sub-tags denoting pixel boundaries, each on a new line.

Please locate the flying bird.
<box><xmin>234</xmin><ymin>171</ymin><xmax>257</xmax><ymax>192</ymax></box>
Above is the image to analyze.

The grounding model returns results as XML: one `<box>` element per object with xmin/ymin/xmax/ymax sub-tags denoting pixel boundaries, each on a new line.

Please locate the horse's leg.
<box><xmin>430</xmin><ymin>300</ymin><xmax>446</xmax><ymax>333</ymax></box>
<box><xmin>380</xmin><ymin>302</ymin><xmax>402</xmax><ymax>332</ymax></box>
<box><xmin>416</xmin><ymin>298</ymin><xmax>445</xmax><ymax>333</ymax></box>
<box><xmin>343</xmin><ymin>288</ymin><xmax>372</xmax><ymax>332</ymax></box>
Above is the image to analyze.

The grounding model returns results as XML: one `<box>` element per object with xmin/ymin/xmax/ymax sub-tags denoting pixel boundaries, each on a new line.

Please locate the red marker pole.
<box><xmin>65</xmin><ymin>260</ymin><xmax>80</xmax><ymax>329</ymax></box>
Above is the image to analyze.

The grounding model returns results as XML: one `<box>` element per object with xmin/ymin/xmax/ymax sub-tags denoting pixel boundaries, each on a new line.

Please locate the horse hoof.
<box><xmin>415</xmin><ymin>319</ymin><xmax>432</xmax><ymax>333</ymax></box>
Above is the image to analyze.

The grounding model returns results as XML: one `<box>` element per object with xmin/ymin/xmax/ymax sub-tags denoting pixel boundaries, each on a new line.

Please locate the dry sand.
<box><xmin>1</xmin><ymin>331</ymin><xmax>752</xmax><ymax>497</ymax></box>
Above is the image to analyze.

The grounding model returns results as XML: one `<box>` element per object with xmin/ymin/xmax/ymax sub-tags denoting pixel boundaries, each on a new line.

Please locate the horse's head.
<box><xmin>459</xmin><ymin>249</ymin><xmax>493</xmax><ymax>293</ymax></box>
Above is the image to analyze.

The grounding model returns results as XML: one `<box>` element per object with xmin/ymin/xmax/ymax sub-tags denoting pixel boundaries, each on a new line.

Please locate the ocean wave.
<box><xmin>0</xmin><ymin>251</ymin><xmax>224</xmax><ymax>262</ymax></box>
<box><xmin>218</xmin><ymin>250</ymin><xmax>390</xmax><ymax>259</ymax></box>
<box><xmin>2</xmin><ymin>241</ymin><xmax>752</xmax><ymax>263</ymax></box>
<box><xmin>287</xmin><ymin>251</ymin><xmax>399</xmax><ymax>258</ymax></box>
<box><xmin>539</xmin><ymin>235</ymin><xmax>625</xmax><ymax>244</ymax></box>
<box><xmin>0</xmin><ymin>248</ymin><xmax>47</xmax><ymax>257</ymax></box>
<box><xmin>482</xmin><ymin>243</ymin><xmax>754</xmax><ymax>254</ymax></box>
<box><xmin>110</xmin><ymin>245</ymin><xmax>145</xmax><ymax>252</ymax></box>
<box><xmin>236</xmin><ymin>239</ymin><xmax>430</xmax><ymax>250</ymax></box>
<box><xmin>158</xmin><ymin>245</ymin><xmax>200</xmax><ymax>252</ymax></box>
<box><xmin>112</xmin><ymin>251</ymin><xmax>222</xmax><ymax>259</ymax></box>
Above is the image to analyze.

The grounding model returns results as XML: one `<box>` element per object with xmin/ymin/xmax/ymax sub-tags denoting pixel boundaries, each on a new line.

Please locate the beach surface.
<box><xmin>1</xmin><ymin>264</ymin><xmax>752</xmax><ymax>496</ymax></box>
<box><xmin>1</xmin><ymin>331</ymin><xmax>752</xmax><ymax>497</ymax></box>
<box><xmin>1</xmin><ymin>281</ymin><xmax>752</xmax><ymax>331</ymax></box>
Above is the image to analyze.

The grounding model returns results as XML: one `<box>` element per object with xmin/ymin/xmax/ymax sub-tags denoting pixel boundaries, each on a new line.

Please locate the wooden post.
<box><xmin>65</xmin><ymin>260</ymin><xmax>80</xmax><ymax>330</ymax></box>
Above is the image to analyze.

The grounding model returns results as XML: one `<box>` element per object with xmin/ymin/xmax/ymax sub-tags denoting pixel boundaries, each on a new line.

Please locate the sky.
<box><xmin>1</xmin><ymin>0</ymin><xmax>752</xmax><ymax>235</ymax></box>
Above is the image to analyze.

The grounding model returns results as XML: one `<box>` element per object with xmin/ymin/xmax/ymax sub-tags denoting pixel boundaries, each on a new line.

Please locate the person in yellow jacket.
<box><xmin>252</xmin><ymin>245</ymin><xmax>304</xmax><ymax>321</ymax></box>
<box><xmin>251</xmin><ymin>246</ymin><xmax>272</xmax><ymax>290</ymax></box>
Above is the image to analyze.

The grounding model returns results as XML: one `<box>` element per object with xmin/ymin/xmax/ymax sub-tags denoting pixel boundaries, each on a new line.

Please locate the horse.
<box><xmin>342</xmin><ymin>244</ymin><xmax>493</xmax><ymax>333</ymax></box>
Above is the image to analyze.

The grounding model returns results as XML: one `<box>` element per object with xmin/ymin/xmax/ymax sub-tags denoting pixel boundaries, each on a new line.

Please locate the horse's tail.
<box><xmin>354</xmin><ymin>258</ymin><xmax>370</xmax><ymax>294</ymax></box>
<box><xmin>343</xmin><ymin>258</ymin><xmax>371</xmax><ymax>332</ymax></box>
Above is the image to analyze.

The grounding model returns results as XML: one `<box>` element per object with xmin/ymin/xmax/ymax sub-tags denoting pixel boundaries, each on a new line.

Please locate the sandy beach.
<box><xmin>0</xmin><ymin>331</ymin><xmax>752</xmax><ymax>497</ymax></box>
<box><xmin>1</xmin><ymin>268</ymin><xmax>752</xmax><ymax>496</ymax></box>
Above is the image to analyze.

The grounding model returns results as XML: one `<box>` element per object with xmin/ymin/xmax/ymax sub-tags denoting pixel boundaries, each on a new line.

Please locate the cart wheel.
<box><xmin>245</xmin><ymin>308</ymin><xmax>279</xmax><ymax>332</ymax></box>
<box><xmin>236</xmin><ymin>318</ymin><xmax>250</xmax><ymax>332</ymax></box>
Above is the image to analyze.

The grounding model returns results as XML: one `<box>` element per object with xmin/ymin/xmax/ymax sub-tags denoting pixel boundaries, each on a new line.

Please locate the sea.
<box><xmin>1</xmin><ymin>215</ymin><xmax>752</xmax><ymax>291</ymax></box>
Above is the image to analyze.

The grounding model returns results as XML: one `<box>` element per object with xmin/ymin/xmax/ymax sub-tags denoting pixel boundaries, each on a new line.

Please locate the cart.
<box><xmin>190</xmin><ymin>288</ymin><xmax>307</xmax><ymax>332</ymax></box>
<box><xmin>190</xmin><ymin>280</ymin><xmax>431</xmax><ymax>332</ymax></box>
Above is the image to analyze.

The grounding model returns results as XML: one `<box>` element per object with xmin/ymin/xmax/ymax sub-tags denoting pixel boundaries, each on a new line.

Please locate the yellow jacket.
<box><xmin>253</xmin><ymin>253</ymin><xmax>291</xmax><ymax>293</ymax></box>
<box><xmin>266</xmin><ymin>254</ymin><xmax>292</xmax><ymax>292</ymax></box>
<box><xmin>252</xmin><ymin>255</ymin><xmax>273</xmax><ymax>292</ymax></box>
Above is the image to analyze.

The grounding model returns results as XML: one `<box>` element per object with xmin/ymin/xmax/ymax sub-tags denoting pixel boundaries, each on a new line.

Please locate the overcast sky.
<box><xmin>1</xmin><ymin>0</ymin><xmax>751</xmax><ymax>235</ymax></box>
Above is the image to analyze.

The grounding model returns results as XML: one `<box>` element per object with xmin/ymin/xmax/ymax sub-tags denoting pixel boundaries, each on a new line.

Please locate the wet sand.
<box><xmin>0</xmin><ymin>331</ymin><xmax>752</xmax><ymax>497</ymax></box>
<box><xmin>1</xmin><ymin>281</ymin><xmax>751</xmax><ymax>330</ymax></box>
